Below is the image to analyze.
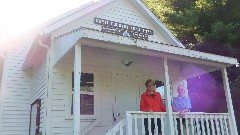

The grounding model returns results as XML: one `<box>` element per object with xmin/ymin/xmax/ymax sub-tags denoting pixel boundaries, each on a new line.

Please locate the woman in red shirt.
<box><xmin>140</xmin><ymin>79</ymin><xmax>166</xmax><ymax>135</ymax></box>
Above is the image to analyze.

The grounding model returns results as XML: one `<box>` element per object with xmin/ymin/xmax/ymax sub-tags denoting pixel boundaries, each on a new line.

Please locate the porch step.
<box><xmin>85</xmin><ymin>126</ymin><xmax>110</xmax><ymax>135</ymax></box>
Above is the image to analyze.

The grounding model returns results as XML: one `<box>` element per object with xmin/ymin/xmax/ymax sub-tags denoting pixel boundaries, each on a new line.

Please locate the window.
<box><xmin>155</xmin><ymin>80</ymin><xmax>165</xmax><ymax>99</ymax></box>
<box><xmin>80</xmin><ymin>94</ymin><xmax>94</xmax><ymax>115</ymax></box>
<box><xmin>71</xmin><ymin>72</ymin><xmax>95</xmax><ymax>115</ymax></box>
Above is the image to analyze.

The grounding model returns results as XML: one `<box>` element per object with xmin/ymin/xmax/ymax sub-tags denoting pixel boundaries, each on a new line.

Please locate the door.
<box><xmin>29</xmin><ymin>99</ymin><xmax>41</xmax><ymax>135</ymax></box>
<box><xmin>113</xmin><ymin>72</ymin><xmax>141</xmax><ymax>124</ymax></box>
<box><xmin>97</xmin><ymin>72</ymin><xmax>141</xmax><ymax>134</ymax></box>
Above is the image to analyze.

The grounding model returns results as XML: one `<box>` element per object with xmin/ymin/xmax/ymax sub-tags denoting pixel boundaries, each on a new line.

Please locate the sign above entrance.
<box><xmin>94</xmin><ymin>17</ymin><xmax>153</xmax><ymax>41</ymax></box>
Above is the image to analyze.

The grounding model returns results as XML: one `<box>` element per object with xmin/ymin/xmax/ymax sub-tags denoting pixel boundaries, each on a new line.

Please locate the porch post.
<box><xmin>163</xmin><ymin>57</ymin><xmax>174</xmax><ymax>135</ymax></box>
<box><xmin>126</xmin><ymin>112</ymin><xmax>132</xmax><ymax>135</ymax></box>
<box><xmin>221</xmin><ymin>67</ymin><xmax>238</xmax><ymax>135</ymax></box>
<box><xmin>74</xmin><ymin>44</ymin><xmax>81</xmax><ymax>135</ymax></box>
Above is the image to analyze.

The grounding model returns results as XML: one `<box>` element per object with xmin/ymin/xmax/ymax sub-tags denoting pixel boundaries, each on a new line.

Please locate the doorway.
<box><xmin>112</xmin><ymin>72</ymin><xmax>141</xmax><ymax>124</ymax></box>
<box><xmin>29</xmin><ymin>99</ymin><xmax>41</xmax><ymax>135</ymax></box>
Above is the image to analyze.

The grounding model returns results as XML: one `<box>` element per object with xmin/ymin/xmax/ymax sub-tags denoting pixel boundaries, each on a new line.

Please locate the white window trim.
<box><xmin>65</xmin><ymin>67</ymin><xmax>100</xmax><ymax>120</ymax></box>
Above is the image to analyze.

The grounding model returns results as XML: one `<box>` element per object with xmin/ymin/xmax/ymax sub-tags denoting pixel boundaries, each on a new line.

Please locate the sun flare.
<box><xmin>0</xmin><ymin>0</ymin><xmax>99</xmax><ymax>39</ymax></box>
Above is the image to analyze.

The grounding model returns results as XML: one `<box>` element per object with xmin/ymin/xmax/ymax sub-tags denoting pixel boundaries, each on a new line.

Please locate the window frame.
<box><xmin>65</xmin><ymin>68</ymin><xmax>99</xmax><ymax>120</ymax></box>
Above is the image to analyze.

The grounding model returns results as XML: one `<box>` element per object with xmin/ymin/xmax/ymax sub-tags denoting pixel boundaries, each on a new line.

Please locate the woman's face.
<box><xmin>177</xmin><ymin>85</ymin><xmax>185</xmax><ymax>96</ymax></box>
<box><xmin>147</xmin><ymin>81</ymin><xmax>155</xmax><ymax>92</ymax></box>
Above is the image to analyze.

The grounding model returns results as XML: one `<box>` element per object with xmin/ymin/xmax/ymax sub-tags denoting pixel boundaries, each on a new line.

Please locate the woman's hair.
<box><xmin>145</xmin><ymin>79</ymin><xmax>155</xmax><ymax>87</ymax></box>
<box><xmin>177</xmin><ymin>85</ymin><xmax>184</xmax><ymax>91</ymax></box>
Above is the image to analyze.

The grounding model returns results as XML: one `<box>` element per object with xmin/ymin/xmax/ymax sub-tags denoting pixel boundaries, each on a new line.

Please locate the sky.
<box><xmin>0</xmin><ymin>0</ymin><xmax>99</xmax><ymax>42</ymax></box>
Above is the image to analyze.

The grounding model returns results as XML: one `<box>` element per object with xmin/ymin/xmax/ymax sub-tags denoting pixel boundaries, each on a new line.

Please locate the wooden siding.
<box><xmin>50</xmin><ymin>63</ymin><xmax>73</xmax><ymax>135</ymax></box>
<box><xmin>0</xmin><ymin>60</ymin><xmax>3</xmax><ymax>89</ymax></box>
<box><xmin>1</xmin><ymin>46</ymin><xmax>32</xmax><ymax>135</ymax></box>
<box><xmin>52</xmin><ymin>0</ymin><xmax>169</xmax><ymax>45</ymax></box>
<box><xmin>31</xmin><ymin>58</ymin><xmax>47</xmax><ymax>134</ymax></box>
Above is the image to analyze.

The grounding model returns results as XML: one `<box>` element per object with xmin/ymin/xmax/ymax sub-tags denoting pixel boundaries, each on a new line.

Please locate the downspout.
<box><xmin>0</xmin><ymin>54</ymin><xmax>6</xmax><ymax>134</ymax></box>
<box><xmin>39</xmin><ymin>40</ymin><xmax>50</xmax><ymax>51</ymax></box>
<box><xmin>38</xmin><ymin>35</ymin><xmax>52</xmax><ymax>135</ymax></box>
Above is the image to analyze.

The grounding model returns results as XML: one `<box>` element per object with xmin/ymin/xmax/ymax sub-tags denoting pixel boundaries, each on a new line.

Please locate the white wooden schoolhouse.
<box><xmin>0</xmin><ymin>0</ymin><xmax>238</xmax><ymax>135</ymax></box>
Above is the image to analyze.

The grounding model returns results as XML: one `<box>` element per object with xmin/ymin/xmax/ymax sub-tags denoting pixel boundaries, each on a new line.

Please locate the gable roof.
<box><xmin>40</xmin><ymin>0</ymin><xmax>185</xmax><ymax>48</ymax></box>
<box><xmin>22</xmin><ymin>0</ymin><xmax>238</xmax><ymax>70</ymax></box>
<box><xmin>41</xmin><ymin>0</ymin><xmax>113</xmax><ymax>34</ymax></box>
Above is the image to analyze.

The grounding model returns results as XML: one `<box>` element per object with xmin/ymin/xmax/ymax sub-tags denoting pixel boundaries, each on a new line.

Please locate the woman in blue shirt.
<box><xmin>172</xmin><ymin>85</ymin><xmax>192</xmax><ymax>117</ymax></box>
<box><xmin>172</xmin><ymin>85</ymin><xmax>192</xmax><ymax>135</ymax></box>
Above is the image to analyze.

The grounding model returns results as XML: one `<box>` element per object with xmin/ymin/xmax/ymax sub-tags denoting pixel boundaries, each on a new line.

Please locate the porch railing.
<box><xmin>126</xmin><ymin>111</ymin><xmax>167</xmax><ymax>135</ymax></box>
<box><xmin>106</xmin><ymin>111</ymin><xmax>232</xmax><ymax>135</ymax></box>
<box><xmin>105</xmin><ymin>118</ymin><xmax>126</xmax><ymax>135</ymax></box>
<box><xmin>172</xmin><ymin>112</ymin><xmax>232</xmax><ymax>135</ymax></box>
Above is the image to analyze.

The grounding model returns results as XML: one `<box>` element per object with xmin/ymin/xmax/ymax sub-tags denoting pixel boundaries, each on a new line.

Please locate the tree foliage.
<box><xmin>142</xmin><ymin>0</ymin><xmax>240</xmax><ymax>52</ymax></box>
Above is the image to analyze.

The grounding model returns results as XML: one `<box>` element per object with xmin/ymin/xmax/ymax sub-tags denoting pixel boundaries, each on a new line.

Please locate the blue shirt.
<box><xmin>173</xmin><ymin>96</ymin><xmax>192</xmax><ymax>111</ymax></box>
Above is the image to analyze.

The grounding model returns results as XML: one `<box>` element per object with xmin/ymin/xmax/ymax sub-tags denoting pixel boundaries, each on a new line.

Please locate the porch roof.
<box><xmin>21</xmin><ymin>0</ymin><xmax>238</xmax><ymax>70</ymax></box>
<box><xmin>22</xmin><ymin>0</ymin><xmax>193</xmax><ymax>70</ymax></box>
<box><xmin>22</xmin><ymin>27</ymin><xmax>238</xmax><ymax>70</ymax></box>
<box><xmin>53</xmin><ymin>27</ymin><xmax>237</xmax><ymax>68</ymax></box>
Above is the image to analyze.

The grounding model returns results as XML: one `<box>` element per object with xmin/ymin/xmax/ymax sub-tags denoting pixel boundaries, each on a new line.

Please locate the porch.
<box><xmin>106</xmin><ymin>111</ymin><xmax>233</xmax><ymax>135</ymax></box>
<box><xmin>59</xmin><ymin>41</ymin><xmax>238</xmax><ymax>135</ymax></box>
<box><xmin>52</xmin><ymin>28</ymin><xmax>238</xmax><ymax>135</ymax></box>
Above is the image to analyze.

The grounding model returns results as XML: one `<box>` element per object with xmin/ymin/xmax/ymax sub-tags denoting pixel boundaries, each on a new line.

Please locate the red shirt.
<box><xmin>140</xmin><ymin>91</ymin><xmax>166</xmax><ymax>112</ymax></box>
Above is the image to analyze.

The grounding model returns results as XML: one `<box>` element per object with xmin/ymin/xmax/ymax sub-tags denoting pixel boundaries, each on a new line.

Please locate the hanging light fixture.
<box><xmin>122</xmin><ymin>60</ymin><xmax>134</xmax><ymax>67</ymax></box>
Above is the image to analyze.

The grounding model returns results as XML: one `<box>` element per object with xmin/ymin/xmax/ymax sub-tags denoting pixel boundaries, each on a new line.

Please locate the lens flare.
<box><xmin>0</xmin><ymin>0</ymin><xmax>99</xmax><ymax>37</ymax></box>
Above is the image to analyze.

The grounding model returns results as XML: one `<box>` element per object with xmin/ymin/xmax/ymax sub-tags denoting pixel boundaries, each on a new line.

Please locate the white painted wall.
<box><xmin>50</xmin><ymin>63</ymin><xmax>73</xmax><ymax>135</ymax></box>
<box><xmin>0</xmin><ymin>44</ymin><xmax>32</xmax><ymax>135</ymax></box>
<box><xmin>52</xmin><ymin>0</ymin><xmax>170</xmax><ymax>45</ymax></box>
<box><xmin>31</xmin><ymin>58</ymin><xmax>47</xmax><ymax>134</ymax></box>
<box><xmin>0</xmin><ymin>60</ymin><xmax>3</xmax><ymax>93</ymax></box>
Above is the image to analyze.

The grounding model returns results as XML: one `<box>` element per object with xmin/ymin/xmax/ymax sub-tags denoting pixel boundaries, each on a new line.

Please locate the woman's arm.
<box><xmin>181</xmin><ymin>108</ymin><xmax>190</xmax><ymax>113</ymax></box>
<box><xmin>172</xmin><ymin>106</ymin><xmax>178</xmax><ymax>112</ymax></box>
<box><xmin>140</xmin><ymin>95</ymin><xmax>149</xmax><ymax>112</ymax></box>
